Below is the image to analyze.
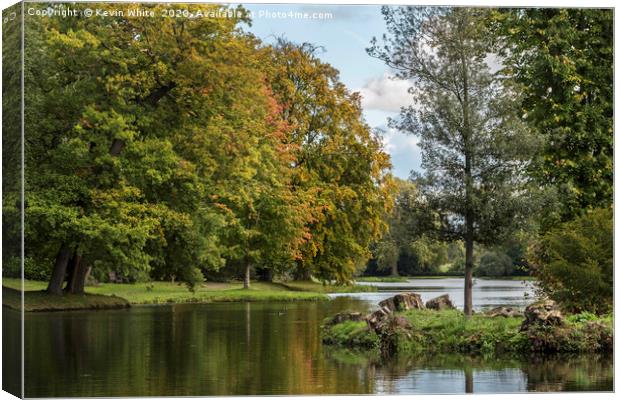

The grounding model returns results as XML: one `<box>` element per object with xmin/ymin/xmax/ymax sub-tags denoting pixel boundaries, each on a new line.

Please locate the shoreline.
<box><xmin>2</xmin><ymin>278</ymin><xmax>379</xmax><ymax>312</ymax></box>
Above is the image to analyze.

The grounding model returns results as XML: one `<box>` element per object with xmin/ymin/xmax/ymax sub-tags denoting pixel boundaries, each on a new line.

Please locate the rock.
<box><xmin>425</xmin><ymin>294</ymin><xmax>455</xmax><ymax>310</ymax></box>
<box><xmin>379</xmin><ymin>293</ymin><xmax>425</xmax><ymax>313</ymax></box>
<box><xmin>324</xmin><ymin>312</ymin><xmax>364</xmax><ymax>327</ymax></box>
<box><xmin>485</xmin><ymin>306</ymin><xmax>522</xmax><ymax>318</ymax></box>
<box><xmin>366</xmin><ymin>307</ymin><xmax>391</xmax><ymax>331</ymax></box>
<box><xmin>520</xmin><ymin>299</ymin><xmax>563</xmax><ymax>331</ymax></box>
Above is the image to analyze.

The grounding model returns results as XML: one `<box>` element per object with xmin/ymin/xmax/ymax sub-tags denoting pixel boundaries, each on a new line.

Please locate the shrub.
<box><xmin>476</xmin><ymin>250</ymin><xmax>513</xmax><ymax>277</ymax></box>
<box><xmin>528</xmin><ymin>208</ymin><xmax>612</xmax><ymax>314</ymax></box>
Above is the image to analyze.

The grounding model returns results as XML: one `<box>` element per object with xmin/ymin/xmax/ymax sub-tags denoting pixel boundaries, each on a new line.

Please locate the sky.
<box><xmin>239</xmin><ymin>4</ymin><xmax>421</xmax><ymax>179</ymax></box>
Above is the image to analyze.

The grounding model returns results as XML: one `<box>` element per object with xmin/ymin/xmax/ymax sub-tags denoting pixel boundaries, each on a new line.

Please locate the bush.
<box><xmin>476</xmin><ymin>250</ymin><xmax>513</xmax><ymax>277</ymax></box>
<box><xmin>2</xmin><ymin>257</ymin><xmax>51</xmax><ymax>281</ymax></box>
<box><xmin>528</xmin><ymin>208</ymin><xmax>612</xmax><ymax>314</ymax></box>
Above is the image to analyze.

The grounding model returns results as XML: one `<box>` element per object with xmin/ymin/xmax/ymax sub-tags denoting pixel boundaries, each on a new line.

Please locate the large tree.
<box><xmin>269</xmin><ymin>40</ymin><xmax>395</xmax><ymax>284</ymax></box>
<box><xmin>369</xmin><ymin>7</ymin><xmax>537</xmax><ymax>316</ymax></box>
<box><xmin>25</xmin><ymin>3</ymin><xmax>301</xmax><ymax>293</ymax></box>
<box><xmin>492</xmin><ymin>9</ymin><xmax>613</xmax><ymax>222</ymax></box>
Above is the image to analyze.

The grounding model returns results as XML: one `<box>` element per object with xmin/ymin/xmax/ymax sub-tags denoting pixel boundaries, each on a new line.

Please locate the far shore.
<box><xmin>356</xmin><ymin>275</ymin><xmax>535</xmax><ymax>283</ymax></box>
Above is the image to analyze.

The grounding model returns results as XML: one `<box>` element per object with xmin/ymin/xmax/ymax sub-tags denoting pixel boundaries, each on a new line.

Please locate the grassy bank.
<box><xmin>280</xmin><ymin>280</ymin><xmax>377</xmax><ymax>293</ymax></box>
<box><xmin>2</xmin><ymin>278</ymin><xmax>380</xmax><ymax>311</ymax></box>
<box><xmin>322</xmin><ymin>309</ymin><xmax>613</xmax><ymax>355</ymax></box>
<box><xmin>3</xmin><ymin>286</ymin><xmax>130</xmax><ymax>312</ymax></box>
<box><xmin>355</xmin><ymin>276</ymin><xmax>409</xmax><ymax>283</ymax></box>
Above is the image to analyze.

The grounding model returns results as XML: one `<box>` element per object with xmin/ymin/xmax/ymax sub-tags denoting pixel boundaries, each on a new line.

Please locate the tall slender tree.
<box><xmin>369</xmin><ymin>7</ymin><xmax>537</xmax><ymax>316</ymax></box>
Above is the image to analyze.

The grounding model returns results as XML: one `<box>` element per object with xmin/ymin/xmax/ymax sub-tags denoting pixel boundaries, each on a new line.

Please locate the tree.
<box><xmin>476</xmin><ymin>250</ymin><xmax>513</xmax><ymax>277</ymax></box>
<box><xmin>492</xmin><ymin>9</ymin><xmax>613</xmax><ymax>222</ymax></box>
<box><xmin>269</xmin><ymin>40</ymin><xmax>395</xmax><ymax>284</ymax></box>
<box><xmin>24</xmin><ymin>3</ymin><xmax>297</xmax><ymax>293</ymax></box>
<box><xmin>527</xmin><ymin>208</ymin><xmax>612</xmax><ymax>314</ymax></box>
<box><xmin>369</xmin><ymin>7</ymin><xmax>537</xmax><ymax>316</ymax></box>
<box><xmin>372</xmin><ymin>179</ymin><xmax>419</xmax><ymax>276</ymax></box>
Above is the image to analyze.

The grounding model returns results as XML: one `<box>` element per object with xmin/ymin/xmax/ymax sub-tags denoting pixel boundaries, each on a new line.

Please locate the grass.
<box><xmin>3</xmin><ymin>286</ymin><xmax>129</xmax><ymax>312</ymax></box>
<box><xmin>322</xmin><ymin>308</ymin><xmax>613</xmax><ymax>356</ymax></box>
<box><xmin>355</xmin><ymin>276</ymin><xmax>409</xmax><ymax>283</ymax></box>
<box><xmin>1</xmin><ymin>278</ymin><xmax>345</xmax><ymax>311</ymax></box>
<box><xmin>321</xmin><ymin>320</ymin><xmax>379</xmax><ymax>349</ymax></box>
<box><xmin>280</xmin><ymin>280</ymin><xmax>377</xmax><ymax>293</ymax></box>
<box><xmin>399</xmin><ymin>309</ymin><xmax>526</xmax><ymax>354</ymax></box>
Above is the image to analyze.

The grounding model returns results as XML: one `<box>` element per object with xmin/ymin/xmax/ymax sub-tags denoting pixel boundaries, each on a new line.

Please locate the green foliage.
<box><xmin>269</xmin><ymin>40</ymin><xmax>395</xmax><ymax>283</ymax></box>
<box><xmin>369</xmin><ymin>179</ymin><xmax>460</xmax><ymax>276</ymax></box>
<box><xmin>476</xmin><ymin>250</ymin><xmax>513</xmax><ymax>277</ymax></box>
<box><xmin>528</xmin><ymin>208</ymin><xmax>612</xmax><ymax>314</ymax></box>
<box><xmin>18</xmin><ymin>4</ymin><xmax>393</xmax><ymax>291</ymax></box>
<box><xmin>492</xmin><ymin>9</ymin><xmax>613</xmax><ymax>222</ymax></box>
<box><xmin>369</xmin><ymin>7</ymin><xmax>539</xmax><ymax>247</ymax></box>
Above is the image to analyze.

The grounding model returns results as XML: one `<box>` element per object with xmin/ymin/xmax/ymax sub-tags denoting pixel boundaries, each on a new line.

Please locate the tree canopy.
<box><xmin>9</xmin><ymin>3</ymin><xmax>394</xmax><ymax>292</ymax></box>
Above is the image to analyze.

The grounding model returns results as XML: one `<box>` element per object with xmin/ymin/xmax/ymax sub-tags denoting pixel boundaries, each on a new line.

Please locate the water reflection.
<box><xmin>9</xmin><ymin>282</ymin><xmax>611</xmax><ymax>397</ymax></box>
<box><xmin>326</xmin><ymin>350</ymin><xmax>613</xmax><ymax>394</ymax></box>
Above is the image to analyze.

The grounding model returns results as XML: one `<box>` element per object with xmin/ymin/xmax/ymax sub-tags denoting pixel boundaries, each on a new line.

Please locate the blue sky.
<box><xmin>239</xmin><ymin>4</ymin><xmax>422</xmax><ymax>179</ymax></box>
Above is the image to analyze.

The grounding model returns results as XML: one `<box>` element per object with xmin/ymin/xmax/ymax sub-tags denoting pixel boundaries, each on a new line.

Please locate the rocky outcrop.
<box><xmin>366</xmin><ymin>307</ymin><xmax>391</xmax><ymax>331</ymax></box>
<box><xmin>520</xmin><ymin>299</ymin><xmax>563</xmax><ymax>331</ymax></box>
<box><xmin>425</xmin><ymin>294</ymin><xmax>455</xmax><ymax>310</ymax></box>
<box><xmin>379</xmin><ymin>293</ymin><xmax>425</xmax><ymax>313</ymax></box>
<box><xmin>366</xmin><ymin>293</ymin><xmax>424</xmax><ymax>332</ymax></box>
<box><xmin>485</xmin><ymin>306</ymin><xmax>522</xmax><ymax>318</ymax></box>
<box><xmin>324</xmin><ymin>312</ymin><xmax>365</xmax><ymax>327</ymax></box>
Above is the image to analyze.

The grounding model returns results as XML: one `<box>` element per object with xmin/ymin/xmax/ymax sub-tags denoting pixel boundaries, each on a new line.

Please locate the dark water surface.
<box><xmin>4</xmin><ymin>279</ymin><xmax>613</xmax><ymax>396</ymax></box>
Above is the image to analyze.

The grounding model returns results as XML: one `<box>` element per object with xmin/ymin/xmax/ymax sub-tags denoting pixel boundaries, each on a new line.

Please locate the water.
<box><xmin>3</xmin><ymin>279</ymin><xmax>612</xmax><ymax>396</ymax></box>
<box><xmin>342</xmin><ymin>277</ymin><xmax>538</xmax><ymax>310</ymax></box>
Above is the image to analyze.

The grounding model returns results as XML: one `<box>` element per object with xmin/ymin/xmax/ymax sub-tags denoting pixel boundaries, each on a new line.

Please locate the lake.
<box><xmin>3</xmin><ymin>278</ymin><xmax>612</xmax><ymax>396</ymax></box>
<box><xmin>344</xmin><ymin>277</ymin><xmax>538</xmax><ymax>310</ymax></box>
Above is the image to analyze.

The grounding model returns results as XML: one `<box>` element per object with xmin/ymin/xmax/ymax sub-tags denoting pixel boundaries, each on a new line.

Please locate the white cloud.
<box><xmin>357</xmin><ymin>73</ymin><xmax>413</xmax><ymax>113</ymax></box>
<box><xmin>378</xmin><ymin>127</ymin><xmax>422</xmax><ymax>178</ymax></box>
<box><xmin>380</xmin><ymin>126</ymin><xmax>418</xmax><ymax>154</ymax></box>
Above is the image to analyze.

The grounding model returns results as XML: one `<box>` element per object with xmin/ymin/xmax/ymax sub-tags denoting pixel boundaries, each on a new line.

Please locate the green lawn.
<box><xmin>3</xmin><ymin>286</ymin><xmax>129</xmax><ymax>312</ymax></box>
<box><xmin>355</xmin><ymin>276</ymin><xmax>409</xmax><ymax>283</ymax></box>
<box><xmin>280</xmin><ymin>280</ymin><xmax>377</xmax><ymax>293</ymax></box>
<box><xmin>1</xmin><ymin>278</ymin><xmax>355</xmax><ymax>310</ymax></box>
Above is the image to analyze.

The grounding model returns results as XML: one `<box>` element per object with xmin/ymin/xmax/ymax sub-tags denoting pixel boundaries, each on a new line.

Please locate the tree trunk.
<box><xmin>294</xmin><ymin>260</ymin><xmax>311</xmax><ymax>281</ymax></box>
<box><xmin>47</xmin><ymin>244</ymin><xmax>72</xmax><ymax>295</ymax></box>
<box><xmin>65</xmin><ymin>253</ymin><xmax>88</xmax><ymax>294</ymax></box>
<box><xmin>460</xmin><ymin>36</ymin><xmax>474</xmax><ymax>319</ymax></box>
<box><xmin>243</xmin><ymin>264</ymin><xmax>251</xmax><ymax>289</ymax></box>
<box><xmin>465</xmin><ymin>368</ymin><xmax>474</xmax><ymax>393</ymax></box>
<box><xmin>390</xmin><ymin>262</ymin><xmax>399</xmax><ymax>277</ymax></box>
<box><xmin>464</xmin><ymin>234</ymin><xmax>474</xmax><ymax>318</ymax></box>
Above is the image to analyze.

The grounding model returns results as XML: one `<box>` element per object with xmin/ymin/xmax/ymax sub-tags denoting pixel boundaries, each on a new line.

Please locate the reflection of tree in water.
<box><xmin>325</xmin><ymin>351</ymin><xmax>612</xmax><ymax>394</ymax></box>
<box><xmin>523</xmin><ymin>354</ymin><xmax>613</xmax><ymax>392</ymax></box>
